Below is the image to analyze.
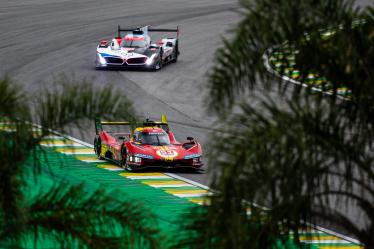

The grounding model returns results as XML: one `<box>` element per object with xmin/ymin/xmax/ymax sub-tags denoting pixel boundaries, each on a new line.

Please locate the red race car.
<box><xmin>93</xmin><ymin>115</ymin><xmax>203</xmax><ymax>171</ymax></box>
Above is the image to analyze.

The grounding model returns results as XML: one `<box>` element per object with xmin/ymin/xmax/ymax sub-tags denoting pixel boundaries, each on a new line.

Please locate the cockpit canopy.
<box><xmin>135</xmin><ymin>129</ymin><xmax>170</xmax><ymax>146</ymax></box>
<box><xmin>121</xmin><ymin>34</ymin><xmax>148</xmax><ymax>48</ymax></box>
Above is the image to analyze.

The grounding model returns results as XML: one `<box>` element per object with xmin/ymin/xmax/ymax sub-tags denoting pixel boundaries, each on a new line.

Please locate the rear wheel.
<box><xmin>171</xmin><ymin>44</ymin><xmax>179</xmax><ymax>63</ymax></box>
<box><xmin>94</xmin><ymin>136</ymin><xmax>104</xmax><ymax>159</ymax></box>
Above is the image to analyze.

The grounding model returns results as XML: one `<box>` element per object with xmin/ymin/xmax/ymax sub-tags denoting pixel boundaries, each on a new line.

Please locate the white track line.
<box><xmin>40</xmin><ymin>143</ymin><xmax>83</xmax><ymax>147</ymax></box>
<box><xmin>311</xmin><ymin>224</ymin><xmax>361</xmax><ymax>244</ymax></box>
<box><xmin>61</xmin><ymin>151</ymin><xmax>96</xmax><ymax>155</ymax></box>
<box><xmin>173</xmin><ymin>193</ymin><xmax>208</xmax><ymax>198</ymax></box>
<box><xmin>149</xmin><ymin>184</ymin><xmax>193</xmax><ymax>188</ymax></box>
<box><xmin>43</xmin><ymin>135</ymin><xmax>65</xmax><ymax>139</ymax></box>
<box><xmin>103</xmin><ymin>168</ymin><xmax>124</xmax><ymax>171</ymax></box>
<box><xmin>165</xmin><ymin>173</ymin><xmax>210</xmax><ymax>190</ymax></box>
<box><xmin>301</xmin><ymin>240</ymin><xmax>351</xmax><ymax>244</ymax></box>
<box><xmin>126</xmin><ymin>176</ymin><xmax>172</xmax><ymax>180</ymax></box>
<box><xmin>81</xmin><ymin>159</ymin><xmax>104</xmax><ymax>163</ymax></box>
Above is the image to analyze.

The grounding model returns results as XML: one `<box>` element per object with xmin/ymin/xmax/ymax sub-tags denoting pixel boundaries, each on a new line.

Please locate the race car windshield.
<box><xmin>121</xmin><ymin>39</ymin><xmax>147</xmax><ymax>48</ymax></box>
<box><xmin>139</xmin><ymin>132</ymin><xmax>170</xmax><ymax>145</ymax></box>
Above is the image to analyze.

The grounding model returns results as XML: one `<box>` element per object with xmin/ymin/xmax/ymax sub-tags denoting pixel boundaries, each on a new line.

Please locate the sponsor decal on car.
<box><xmin>156</xmin><ymin>149</ymin><xmax>178</xmax><ymax>158</ymax></box>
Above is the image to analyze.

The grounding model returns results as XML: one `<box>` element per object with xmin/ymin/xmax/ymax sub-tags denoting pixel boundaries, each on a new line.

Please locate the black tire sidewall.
<box><xmin>158</xmin><ymin>49</ymin><xmax>163</xmax><ymax>69</ymax></box>
<box><xmin>94</xmin><ymin>136</ymin><xmax>102</xmax><ymax>159</ymax></box>
<box><xmin>121</xmin><ymin>146</ymin><xmax>128</xmax><ymax>168</ymax></box>
<box><xmin>151</xmin><ymin>48</ymin><xmax>163</xmax><ymax>71</ymax></box>
<box><xmin>173</xmin><ymin>44</ymin><xmax>178</xmax><ymax>62</ymax></box>
<box><xmin>152</xmin><ymin>57</ymin><xmax>162</xmax><ymax>71</ymax></box>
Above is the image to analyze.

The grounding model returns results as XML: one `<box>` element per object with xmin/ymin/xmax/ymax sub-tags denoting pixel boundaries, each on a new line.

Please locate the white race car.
<box><xmin>96</xmin><ymin>25</ymin><xmax>179</xmax><ymax>70</ymax></box>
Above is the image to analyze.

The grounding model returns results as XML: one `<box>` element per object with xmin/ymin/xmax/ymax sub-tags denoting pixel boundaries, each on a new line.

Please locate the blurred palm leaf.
<box><xmin>0</xmin><ymin>76</ymin><xmax>162</xmax><ymax>248</ymax></box>
<box><xmin>0</xmin><ymin>184</ymin><xmax>160</xmax><ymax>249</ymax></box>
<box><xmin>195</xmin><ymin>0</ymin><xmax>374</xmax><ymax>248</ymax></box>
<box><xmin>187</xmin><ymin>91</ymin><xmax>373</xmax><ymax>248</ymax></box>
<box><xmin>35</xmin><ymin>75</ymin><xmax>137</xmax><ymax>133</ymax></box>
<box><xmin>0</xmin><ymin>76</ymin><xmax>29</xmax><ymax>119</ymax></box>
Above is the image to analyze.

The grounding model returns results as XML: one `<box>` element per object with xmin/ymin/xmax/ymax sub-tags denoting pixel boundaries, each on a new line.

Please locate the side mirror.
<box><xmin>187</xmin><ymin>136</ymin><xmax>194</xmax><ymax>141</ymax></box>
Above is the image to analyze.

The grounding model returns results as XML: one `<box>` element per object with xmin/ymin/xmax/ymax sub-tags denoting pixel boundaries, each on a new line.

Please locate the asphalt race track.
<box><xmin>0</xmin><ymin>0</ymin><xmax>241</xmax><ymax>185</ymax></box>
<box><xmin>0</xmin><ymin>0</ymin><xmax>372</xmax><ymax>239</ymax></box>
<box><xmin>1</xmin><ymin>0</ymin><xmax>372</xmax><ymax>184</ymax></box>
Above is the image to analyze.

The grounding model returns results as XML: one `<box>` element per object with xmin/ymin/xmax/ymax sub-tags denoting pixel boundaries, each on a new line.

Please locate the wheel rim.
<box><xmin>125</xmin><ymin>164</ymin><xmax>133</xmax><ymax>171</ymax></box>
<box><xmin>155</xmin><ymin>60</ymin><xmax>161</xmax><ymax>70</ymax></box>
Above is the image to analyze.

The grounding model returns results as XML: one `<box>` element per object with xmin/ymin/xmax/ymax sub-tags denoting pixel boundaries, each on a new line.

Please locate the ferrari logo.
<box><xmin>164</xmin><ymin>157</ymin><xmax>174</xmax><ymax>162</ymax></box>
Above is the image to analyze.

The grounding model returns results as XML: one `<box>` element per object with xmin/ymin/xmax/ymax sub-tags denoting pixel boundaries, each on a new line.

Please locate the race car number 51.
<box><xmin>156</xmin><ymin>150</ymin><xmax>178</xmax><ymax>158</ymax></box>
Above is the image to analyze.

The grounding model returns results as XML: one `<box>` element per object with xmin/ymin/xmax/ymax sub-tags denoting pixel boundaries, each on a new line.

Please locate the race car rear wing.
<box><xmin>117</xmin><ymin>25</ymin><xmax>179</xmax><ymax>39</ymax></box>
<box><xmin>95</xmin><ymin>114</ymin><xmax>169</xmax><ymax>134</ymax></box>
<box><xmin>95</xmin><ymin>117</ymin><xmax>130</xmax><ymax>135</ymax></box>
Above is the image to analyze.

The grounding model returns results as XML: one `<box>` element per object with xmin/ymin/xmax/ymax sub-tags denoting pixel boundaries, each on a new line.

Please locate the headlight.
<box><xmin>146</xmin><ymin>54</ymin><xmax>157</xmax><ymax>65</ymax></box>
<box><xmin>193</xmin><ymin>157</ymin><xmax>202</xmax><ymax>164</ymax></box>
<box><xmin>184</xmin><ymin>154</ymin><xmax>201</xmax><ymax>160</ymax></box>
<box><xmin>129</xmin><ymin>155</ymin><xmax>142</xmax><ymax>163</ymax></box>
<box><xmin>134</xmin><ymin>154</ymin><xmax>154</xmax><ymax>159</ymax></box>
<box><xmin>97</xmin><ymin>53</ymin><xmax>107</xmax><ymax>65</ymax></box>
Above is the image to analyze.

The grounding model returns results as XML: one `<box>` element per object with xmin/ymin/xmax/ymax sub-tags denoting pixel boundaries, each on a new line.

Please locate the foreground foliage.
<box><xmin>0</xmin><ymin>76</ymin><xmax>161</xmax><ymax>248</ymax></box>
<box><xmin>187</xmin><ymin>0</ymin><xmax>373</xmax><ymax>248</ymax></box>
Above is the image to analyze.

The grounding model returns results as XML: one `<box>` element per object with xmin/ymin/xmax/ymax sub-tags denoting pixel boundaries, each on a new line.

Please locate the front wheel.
<box><xmin>153</xmin><ymin>57</ymin><xmax>163</xmax><ymax>71</ymax></box>
<box><xmin>120</xmin><ymin>146</ymin><xmax>127</xmax><ymax>168</ymax></box>
<box><xmin>125</xmin><ymin>164</ymin><xmax>134</xmax><ymax>171</ymax></box>
<box><xmin>121</xmin><ymin>148</ymin><xmax>134</xmax><ymax>171</ymax></box>
<box><xmin>152</xmin><ymin>49</ymin><xmax>163</xmax><ymax>71</ymax></box>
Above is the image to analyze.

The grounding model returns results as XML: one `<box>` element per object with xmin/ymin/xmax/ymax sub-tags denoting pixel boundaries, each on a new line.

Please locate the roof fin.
<box><xmin>161</xmin><ymin>114</ymin><xmax>167</xmax><ymax>124</ymax></box>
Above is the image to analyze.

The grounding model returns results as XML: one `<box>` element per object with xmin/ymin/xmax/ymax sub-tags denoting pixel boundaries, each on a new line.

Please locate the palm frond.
<box><xmin>0</xmin><ymin>183</ymin><xmax>160</xmax><ymax>249</ymax></box>
<box><xmin>0</xmin><ymin>75</ymin><xmax>153</xmax><ymax>248</ymax></box>
<box><xmin>0</xmin><ymin>76</ymin><xmax>29</xmax><ymax>119</ymax></box>
<box><xmin>35</xmin><ymin>75</ymin><xmax>137</xmax><ymax>134</ymax></box>
<box><xmin>198</xmin><ymin>1</ymin><xmax>373</xmax><ymax>248</ymax></box>
<box><xmin>189</xmin><ymin>88</ymin><xmax>373</xmax><ymax>248</ymax></box>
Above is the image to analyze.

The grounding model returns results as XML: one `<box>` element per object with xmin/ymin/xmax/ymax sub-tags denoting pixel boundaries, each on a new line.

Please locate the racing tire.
<box><xmin>94</xmin><ymin>136</ymin><xmax>104</xmax><ymax>160</ymax></box>
<box><xmin>171</xmin><ymin>44</ymin><xmax>179</xmax><ymax>63</ymax></box>
<box><xmin>121</xmin><ymin>146</ymin><xmax>134</xmax><ymax>171</ymax></box>
<box><xmin>120</xmin><ymin>146</ymin><xmax>127</xmax><ymax>168</ymax></box>
<box><xmin>152</xmin><ymin>49</ymin><xmax>163</xmax><ymax>71</ymax></box>
<box><xmin>125</xmin><ymin>164</ymin><xmax>134</xmax><ymax>171</ymax></box>
<box><xmin>153</xmin><ymin>59</ymin><xmax>162</xmax><ymax>71</ymax></box>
